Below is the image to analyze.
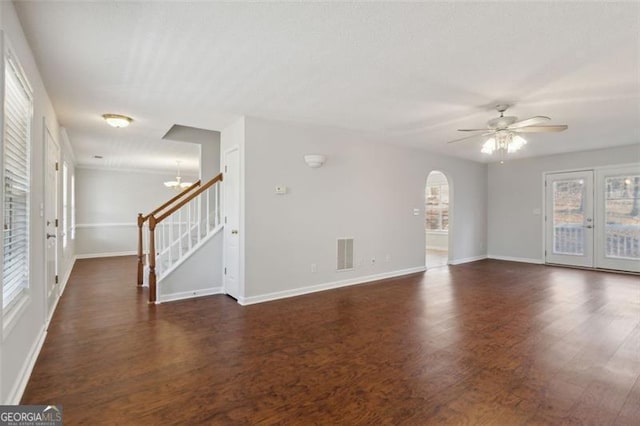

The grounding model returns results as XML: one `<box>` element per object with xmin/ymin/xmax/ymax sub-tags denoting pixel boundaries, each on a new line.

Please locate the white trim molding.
<box><xmin>487</xmin><ymin>255</ymin><xmax>544</xmax><ymax>264</ymax></box>
<box><xmin>76</xmin><ymin>251</ymin><xmax>137</xmax><ymax>259</ymax></box>
<box><xmin>75</xmin><ymin>222</ymin><xmax>136</xmax><ymax>229</ymax></box>
<box><xmin>156</xmin><ymin>286</ymin><xmax>224</xmax><ymax>304</ymax></box>
<box><xmin>238</xmin><ymin>266</ymin><xmax>426</xmax><ymax>306</ymax></box>
<box><xmin>448</xmin><ymin>255</ymin><xmax>487</xmax><ymax>265</ymax></box>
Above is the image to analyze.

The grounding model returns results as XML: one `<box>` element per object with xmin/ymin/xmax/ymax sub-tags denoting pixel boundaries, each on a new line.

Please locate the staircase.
<box><xmin>137</xmin><ymin>173</ymin><xmax>224</xmax><ymax>303</ymax></box>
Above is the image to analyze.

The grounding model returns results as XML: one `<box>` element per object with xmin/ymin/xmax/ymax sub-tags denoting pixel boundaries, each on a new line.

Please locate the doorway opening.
<box><xmin>425</xmin><ymin>171</ymin><xmax>450</xmax><ymax>269</ymax></box>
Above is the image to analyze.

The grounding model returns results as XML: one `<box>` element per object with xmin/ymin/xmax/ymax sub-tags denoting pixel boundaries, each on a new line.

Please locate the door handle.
<box><xmin>46</xmin><ymin>233</ymin><xmax>56</xmax><ymax>239</ymax></box>
<box><xmin>231</xmin><ymin>230</ymin><xmax>238</xmax><ymax>235</ymax></box>
<box><xmin>583</xmin><ymin>225</ymin><xmax>593</xmax><ymax>229</ymax></box>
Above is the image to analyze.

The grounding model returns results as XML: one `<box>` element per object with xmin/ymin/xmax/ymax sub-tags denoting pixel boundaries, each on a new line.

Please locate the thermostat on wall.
<box><xmin>275</xmin><ymin>185</ymin><xmax>288</xmax><ymax>195</ymax></box>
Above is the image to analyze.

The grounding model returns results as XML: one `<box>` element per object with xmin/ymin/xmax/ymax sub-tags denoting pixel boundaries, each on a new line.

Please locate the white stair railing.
<box><xmin>143</xmin><ymin>173</ymin><xmax>223</xmax><ymax>303</ymax></box>
<box><xmin>137</xmin><ymin>180</ymin><xmax>202</xmax><ymax>286</ymax></box>
<box><xmin>155</xmin><ymin>182</ymin><xmax>221</xmax><ymax>278</ymax></box>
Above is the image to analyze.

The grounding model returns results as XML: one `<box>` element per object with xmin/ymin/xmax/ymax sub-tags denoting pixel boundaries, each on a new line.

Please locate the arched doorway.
<box><xmin>425</xmin><ymin>171</ymin><xmax>450</xmax><ymax>268</ymax></box>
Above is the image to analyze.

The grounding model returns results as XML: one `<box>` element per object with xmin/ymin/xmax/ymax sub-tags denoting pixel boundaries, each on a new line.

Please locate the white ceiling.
<box><xmin>14</xmin><ymin>1</ymin><xmax>640</xmax><ymax>169</ymax></box>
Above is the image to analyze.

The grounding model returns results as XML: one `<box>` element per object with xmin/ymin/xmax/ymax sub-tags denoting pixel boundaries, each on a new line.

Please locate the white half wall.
<box><xmin>242</xmin><ymin>116</ymin><xmax>487</xmax><ymax>299</ymax></box>
<box><xmin>488</xmin><ymin>144</ymin><xmax>640</xmax><ymax>261</ymax></box>
<box><xmin>75</xmin><ymin>167</ymin><xmax>197</xmax><ymax>257</ymax></box>
<box><xmin>157</xmin><ymin>228</ymin><xmax>224</xmax><ymax>303</ymax></box>
<box><xmin>426</xmin><ymin>232</ymin><xmax>448</xmax><ymax>250</ymax></box>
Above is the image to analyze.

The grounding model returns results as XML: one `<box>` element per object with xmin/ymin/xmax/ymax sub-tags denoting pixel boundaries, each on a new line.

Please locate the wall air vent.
<box><xmin>337</xmin><ymin>238</ymin><xmax>354</xmax><ymax>271</ymax></box>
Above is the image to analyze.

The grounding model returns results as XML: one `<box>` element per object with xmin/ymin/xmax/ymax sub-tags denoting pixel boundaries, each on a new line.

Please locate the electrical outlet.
<box><xmin>311</xmin><ymin>263</ymin><xmax>317</xmax><ymax>273</ymax></box>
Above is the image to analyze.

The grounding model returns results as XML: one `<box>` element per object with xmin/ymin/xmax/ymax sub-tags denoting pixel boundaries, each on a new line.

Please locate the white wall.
<box><xmin>0</xmin><ymin>1</ymin><xmax>75</xmax><ymax>404</ymax></box>
<box><xmin>488</xmin><ymin>144</ymin><xmax>640</xmax><ymax>262</ymax></box>
<box><xmin>240</xmin><ymin>116</ymin><xmax>487</xmax><ymax>301</ymax></box>
<box><xmin>200</xmin><ymin>132</ymin><xmax>220</xmax><ymax>182</ymax></box>
<box><xmin>158</xmin><ymin>229</ymin><xmax>224</xmax><ymax>302</ymax></box>
<box><xmin>75</xmin><ymin>167</ymin><xmax>197</xmax><ymax>257</ymax></box>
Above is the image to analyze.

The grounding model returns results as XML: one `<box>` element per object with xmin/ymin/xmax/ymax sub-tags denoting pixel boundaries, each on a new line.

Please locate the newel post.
<box><xmin>137</xmin><ymin>213</ymin><xmax>144</xmax><ymax>286</ymax></box>
<box><xmin>148</xmin><ymin>215</ymin><xmax>157</xmax><ymax>304</ymax></box>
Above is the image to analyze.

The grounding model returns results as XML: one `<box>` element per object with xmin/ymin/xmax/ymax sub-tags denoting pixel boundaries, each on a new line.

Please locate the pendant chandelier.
<box><xmin>164</xmin><ymin>161</ymin><xmax>193</xmax><ymax>190</ymax></box>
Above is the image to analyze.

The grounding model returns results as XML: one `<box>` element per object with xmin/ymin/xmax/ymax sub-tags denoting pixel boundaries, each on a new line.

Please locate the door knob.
<box><xmin>46</xmin><ymin>233</ymin><xmax>56</xmax><ymax>239</ymax></box>
<box><xmin>231</xmin><ymin>230</ymin><xmax>238</xmax><ymax>235</ymax></box>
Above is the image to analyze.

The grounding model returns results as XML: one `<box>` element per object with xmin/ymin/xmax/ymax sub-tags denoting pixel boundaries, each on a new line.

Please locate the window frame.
<box><xmin>425</xmin><ymin>183</ymin><xmax>449</xmax><ymax>233</ymax></box>
<box><xmin>1</xmin><ymin>42</ymin><xmax>34</xmax><ymax>320</ymax></box>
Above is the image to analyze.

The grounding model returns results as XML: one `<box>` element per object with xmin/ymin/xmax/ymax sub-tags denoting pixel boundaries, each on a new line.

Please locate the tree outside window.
<box><xmin>426</xmin><ymin>184</ymin><xmax>449</xmax><ymax>231</ymax></box>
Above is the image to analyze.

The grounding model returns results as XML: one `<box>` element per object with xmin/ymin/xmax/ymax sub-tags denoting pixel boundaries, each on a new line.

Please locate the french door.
<box><xmin>545</xmin><ymin>171</ymin><xmax>594</xmax><ymax>267</ymax></box>
<box><xmin>595</xmin><ymin>165</ymin><xmax>640</xmax><ymax>272</ymax></box>
<box><xmin>545</xmin><ymin>165</ymin><xmax>640</xmax><ymax>273</ymax></box>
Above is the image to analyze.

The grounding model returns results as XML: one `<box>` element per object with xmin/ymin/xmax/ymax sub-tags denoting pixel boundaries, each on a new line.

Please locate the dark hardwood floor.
<box><xmin>22</xmin><ymin>256</ymin><xmax>640</xmax><ymax>424</ymax></box>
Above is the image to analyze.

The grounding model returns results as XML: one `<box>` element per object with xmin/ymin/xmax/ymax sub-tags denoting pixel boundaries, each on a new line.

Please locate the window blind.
<box><xmin>3</xmin><ymin>52</ymin><xmax>33</xmax><ymax>309</ymax></box>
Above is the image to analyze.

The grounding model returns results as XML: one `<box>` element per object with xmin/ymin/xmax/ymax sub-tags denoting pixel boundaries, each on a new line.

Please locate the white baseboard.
<box><xmin>60</xmin><ymin>256</ymin><xmax>77</xmax><ymax>294</ymax></box>
<box><xmin>238</xmin><ymin>266</ymin><xmax>426</xmax><ymax>306</ymax></box>
<box><xmin>426</xmin><ymin>246</ymin><xmax>448</xmax><ymax>251</ymax></box>
<box><xmin>157</xmin><ymin>286</ymin><xmax>224</xmax><ymax>304</ymax></box>
<box><xmin>5</xmin><ymin>326</ymin><xmax>47</xmax><ymax>404</ymax></box>
<box><xmin>76</xmin><ymin>251</ymin><xmax>137</xmax><ymax>259</ymax></box>
<box><xmin>449</xmin><ymin>255</ymin><xmax>487</xmax><ymax>265</ymax></box>
<box><xmin>487</xmin><ymin>255</ymin><xmax>544</xmax><ymax>264</ymax></box>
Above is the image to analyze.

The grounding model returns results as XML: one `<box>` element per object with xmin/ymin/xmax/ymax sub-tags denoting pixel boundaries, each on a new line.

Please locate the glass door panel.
<box><xmin>596</xmin><ymin>166</ymin><xmax>640</xmax><ymax>272</ymax></box>
<box><xmin>545</xmin><ymin>171</ymin><xmax>594</xmax><ymax>267</ymax></box>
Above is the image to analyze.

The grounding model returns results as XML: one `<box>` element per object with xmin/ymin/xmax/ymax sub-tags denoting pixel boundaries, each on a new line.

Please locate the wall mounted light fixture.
<box><xmin>304</xmin><ymin>154</ymin><xmax>326</xmax><ymax>168</ymax></box>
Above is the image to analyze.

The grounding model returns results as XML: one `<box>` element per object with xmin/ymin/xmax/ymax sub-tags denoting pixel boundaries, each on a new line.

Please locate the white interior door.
<box><xmin>44</xmin><ymin>125</ymin><xmax>60</xmax><ymax>319</ymax></box>
<box><xmin>545</xmin><ymin>171</ymin><xmax>594</xmax><ymax>267</ymax></box>
<box><xmin>595</xmin><ymin>165</ymin><xmax>640</xmax><ymax>272</ymax></box>
<box><xmin>223</xmin><ymin>147</ymin><xmax>240</xmax><ymax>299</ymax></box>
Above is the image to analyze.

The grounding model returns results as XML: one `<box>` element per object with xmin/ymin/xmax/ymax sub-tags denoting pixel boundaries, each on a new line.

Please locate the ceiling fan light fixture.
<box><xmin>102</xmin><ymin>113</ymin><xmax>133</xmax><ymax>128</ymax></box>
<box><xmin>481</xmin><ymin>138</ymin><xmax>496</xmax><ymax>154</ymax></box>
<box><xmin>449</xmin><ymin>105</ymin><xmax>566</xmax><ymax>162</ymax></box>
<box><xmin>508</xmin><ymin>135</ymin><xmax>527</xmax><ymax>153</ymax></box>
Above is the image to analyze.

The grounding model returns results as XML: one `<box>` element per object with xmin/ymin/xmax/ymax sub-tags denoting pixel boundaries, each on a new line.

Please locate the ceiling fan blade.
<box><xmin>508</xmin><ymin>116</ymin><xmax>550</xmax><ymax>129</ymax></box>
<box><xmin>457</xmin><ymin>128</ymin><xmax>490</xmax><ymax>132</ymax></box>
<box><xmin>513</xmin><ymin>125</ymin><xmax>568</xmax><ymax>133</ymax></box>
<box><xmin>447</xmin><ymin>132</ymin><xmax>494</xmax><ymax>144</ymax></box>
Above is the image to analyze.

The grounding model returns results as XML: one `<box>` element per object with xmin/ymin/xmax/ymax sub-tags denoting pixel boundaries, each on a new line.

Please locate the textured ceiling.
<box><xmin>14</xmin><ymin>1</ymin><xmax>640</xmax><ymax>169</ymax></box>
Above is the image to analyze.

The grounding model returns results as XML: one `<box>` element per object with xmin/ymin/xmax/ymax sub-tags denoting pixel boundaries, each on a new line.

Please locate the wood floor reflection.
<box><xmin>22</xmin><ymin>256</ymin><xmax>640</xmax><ymax>424</ymax></box>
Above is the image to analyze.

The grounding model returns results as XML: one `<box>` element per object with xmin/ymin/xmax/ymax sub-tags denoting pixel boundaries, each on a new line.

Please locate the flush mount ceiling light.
<box><xmin>164</xmin><ymin>161</ymin><xmax>193</xmax><ymax>190</ymax></box>
<box><xmin>102</xmin><ymin>113</ymin><xmax>133</xmax><ymax>128</ymax></box>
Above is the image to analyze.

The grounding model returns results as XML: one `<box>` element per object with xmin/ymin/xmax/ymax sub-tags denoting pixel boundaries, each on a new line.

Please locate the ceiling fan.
<box><xmin>447</xmin><ymin>104</ymin><xmax>568</xmax><ymax>159</ymax></box>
